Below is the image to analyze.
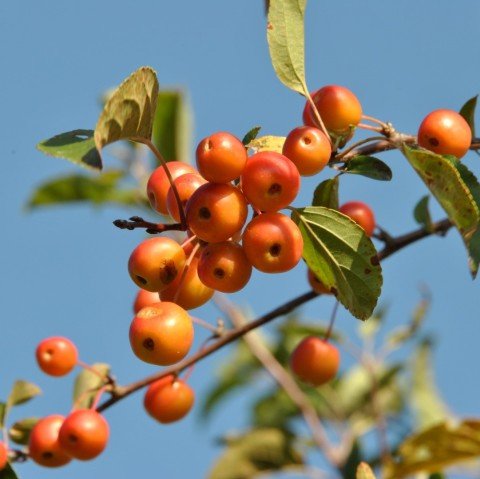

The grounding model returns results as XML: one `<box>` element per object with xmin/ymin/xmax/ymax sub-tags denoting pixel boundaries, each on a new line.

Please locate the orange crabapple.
<box><xmin>0</xmin><ymin>442</ymin><xmax>7</xmax><ymax>470</ymax></box>
<box><xmin>36</xmin><ymin>336</ymin><xmax>78</xmax><ymax>377</ymax></box>
<box><xmin>133</xmin><ymin>289</ymin><xmax>160</xmax><ymax>314</ymax></box>
<box><xmin>166</xmin><ymin>173</ymin><xmax>207</xmax><ymax>223</ymax></box>
<box><xmin>338</xmin><ymin>201</ymin><xmax>376</xmax><ymax>237</ymax></box>
<box><xmin>307</xmin><ymin>269</ymin><xmax>332</xmax><ymax>295</ymax></box>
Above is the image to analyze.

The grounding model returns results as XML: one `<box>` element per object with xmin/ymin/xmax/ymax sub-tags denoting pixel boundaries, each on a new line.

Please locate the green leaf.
<box><xmin>242</xmin><ymin>126</ymin><xmax>262</xmax><ymax>146</ymax></box>
<box><xmin>201</xmin><ymin>343</ymin><xmax>260</xmax><ymax>419</ymax></box>
<box><xmin>411</xmin><ymin>339</ymin><xmax>449</xmax><ymax>431</ymax></box>
<box><xmin>267</xmin><ymin>0</ymin><xmax>307</xmax><ymax>95</ymax></box>
<box><xmin>402</xmin><ymin>144</ymin><xmax>480</xmax><ymax>276</ymax></box>
<box><xmin>413</xmin><ymin>195</ymin><xmax>433</xmax><ymax>232</ymax></box>
<box><xmin>312</xmin><ymin>177</ymin><xmax>339</xmax><ymax>209</ymax></box>
<box><xmin>152</xmin><ymin>89</ymin><xmax>192</xmax><ymax>164</ymax></box>
<box><xmin>7</xmin><ymin>381</ymin><xmax>41</xmax><ymax>408</ymax></box>
<box><xmin>0</xmin><ymin>403</ymin><xmax>5</xmax><ymax>429</ymax></box>
<box><xmin>37</xmin><ymin>129</ymin><xmax>102</xmax><ymax>170</ymax></box>
<box><xmin>0</xmin><ymin>464</ymin><xmax>19</xmax><ymax>479</ymax></box>
<box><xmin>207</xmin><ymin>428</ymin><xmax>303</xmax><ymax>479</ymax></box>
<box><xmin>94</xmin><ymin>66</ymin><xmax>159</xmax><ymax>154</ymax></box>
<box><xmin>386</xmin><ymin>420</ymin><xmax>480</xmax><ymax>479</ymax></box>
<box><xmin>342</xmin><ymin>156</ymin><xmax>392</xmax><ymax>181</ymax></box>
<box><xmin>459</xmin><ymin>95</ymin><xmax>477</xmax><ymax>137</ymax></box>
<box><xmin>292</xmin><ymin>206</ymin><xmax>383</xmax><ymax>320</ymax></box>
<box><xmin>72</xmin><ymin>363</ymin><xmax>110</xmax><ymax>409</ymax></box>
<box><xmin>247</xmin><ymin>135</ymin><xmax>286</xmax><ymax>153</ymax></box>
<box><xmin>9</xmin><ymin>417</ymin><xmax>39</xmax><ymax>445</ymax></box>
<box><xmin>356</xmin><ymin>462</ymin><xmax>376</xmax><ymax>479</ymax></box>
<box><xmin>27</xmin><ymin>171</ymin><xmax>140</xmax><ymax>210</ymax></box>
<box><xmin>341</xmin><ymin>441</ymin><xmax>364</xmax><ymax>479</ymax></box>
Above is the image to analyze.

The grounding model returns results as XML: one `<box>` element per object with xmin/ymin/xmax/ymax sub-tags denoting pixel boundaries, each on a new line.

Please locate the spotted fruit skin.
<box><xmin>290</xmin><ymin>337</ymin><xmax>340</xmax><ymax>386</ymax></box>
<box><xmin>417</xmin><ymin>109</ymin><xmax>472</xmax><ymax>159</ymax></box>
<box><xmin>129</xmin><ymin>302</ymin><xmax>194</xmax><ymax>365</ymax></box>
<box><xmin>29</xmin><ymin>415</ymin><xmax>72</xmax><ymax>467</ymax></box>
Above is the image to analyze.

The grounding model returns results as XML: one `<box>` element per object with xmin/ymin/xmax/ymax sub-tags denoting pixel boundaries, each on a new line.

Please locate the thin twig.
<box><xmin>113</xmin><ymin>216</ymin><xmax>184</xmax><ymax>234</ymax></box>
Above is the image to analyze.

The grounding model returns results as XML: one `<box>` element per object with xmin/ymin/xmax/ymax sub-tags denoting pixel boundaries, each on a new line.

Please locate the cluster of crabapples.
<box><xmin>1</xmin><ymin>87</ymin><xmax>470</xmax><ymax>472</ymax></box>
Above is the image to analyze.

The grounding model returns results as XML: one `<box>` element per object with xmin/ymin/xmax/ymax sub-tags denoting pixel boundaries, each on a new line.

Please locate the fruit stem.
<box><xmin>357</xmin><ymin>123</ymin><xmax>383</xmax><ymax>133</ymax></box>
<box><xmin>333</xmin><ymin>136</ymin><xmax>387</xmax><ymax>162</ymax></box>
<box><xmin>173</xmin><ymin>243</ymin><xmax>200</xmax><ymax>304</ymax></box>
<box><xmin>91</xmin><ymin>385</ymin><xmax>109</xmax><ymax>411</ymax></box>
<box><xmin>77</xmin><ymin>360</ymin><xmax>109</xmax><ymax>381</ymax></box>
<box><xmin>304</xmin><ymin>90</ymin><xmax>333</xmax><ymax>148</ymax></box>
<box><xmin>361</xmin><ymin>114</ymin><xmax>389</xmax><ymax>129</ymax></box>
<box><xmin>325</xmin><ymin>301</ymin><xmax>339</xmax><ymax>342</ymax></box>
<box><xmin>132</xmin><ymin>137</ymin><xmax>187</xmax><ymax>229</ymax></box>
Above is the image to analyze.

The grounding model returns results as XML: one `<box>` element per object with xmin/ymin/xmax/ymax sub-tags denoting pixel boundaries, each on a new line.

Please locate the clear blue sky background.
<box><xmin>1</xmin><ymin>1</ymin><xmax>479</xmax><ymax>477</ymax></box>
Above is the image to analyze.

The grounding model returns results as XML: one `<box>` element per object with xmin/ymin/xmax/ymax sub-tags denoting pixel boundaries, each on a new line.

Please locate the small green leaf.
<box><xmin>459</xmin><ymin>95</ymin><xmax>477</xmax><ymax>137</ymax></box>
<box><xmin>7</xmin><ymin>381</ymin><xmax>41</xmax><ymax>408</ymax></box>
<box><xmin>356</xmin><ymin>462</ymin><xmax>376</xmax><ymax>479</ymax></box>
<box><xmin>27</xmin><ymin>170</ymin><xmax>140</xmax><ymax>210</ymax></box>
<box><xmin>267</xmin><ymin>0</ymin><xmax>307</xmax><ymax>95</ymax></box>
<box><xmin>402</xmin><ymin>144</ymin><xmax>479</xmax><ymax>276</ymax></box>
<box><xmin>0</xmin><ymin>463</ymin><xmax>19</xmax><ymax>479</ymax></box>
<box><xmin>0</xmin><ymin>403</ymin><xmax>6</xmax><ymax>429</ymax></box>
<box><xmin>9</xmin><ymin>417</ymin><xmax>39</xmax><ymax>445</ymax></box>
<box><xmin>341</xmin><ymin>441</ymin><xmax>364</xmax><ymax>479</ymax></box>
<box><xmin>342</xmin><ymin>156</ymin><xmax>392</xmax><ymax>181</ymax></box>
<box><xmin>411</xmin><ymin>339</ymin><xmax>449</xmax><ymax>430</ymax></box>
<box><xmin>247</xmin><ymin>135</ymin><xmax>286</xmax><ymax>153</ymax></box>
<box><xmin>152</xmin><ymin>90</ymin><xmax>192</xmax><ymax>164</ymax></box>
<box><xmin>94</xmin><ymin>66</ymin><xmax>159</xmax><ymax>154</ymax></box>
<box><xmin>242</xmin><ymin>126</ymin><xmax>262</xmax><ymax>146</ymax></box>
<box><xmin>312</xmin><ymin>177</ymin><xmax>339</xmax><ymax>209</ymax></box>
<box><xmin>413</xmin><ymin>195</ymin><xmax>433</xmax><ymax>231</ymax></box>
<box><xmin>207</xmin><ymin>428</ymin><xmax>303</xmax><ymax>479</ymax></box>
<box><xmin>37</xmin><ymin>129</ymin><xmax>102</xmax><ymax>170</ymax></box>
<box><xmin>72</xmin><ymin>363</ymin><xmax>110</xmax><ymax>409</ymax></box>
<box><xmin>292</xmin><ymin>207</ymin><xmax>383</xmax><ymax>320</ymax></box>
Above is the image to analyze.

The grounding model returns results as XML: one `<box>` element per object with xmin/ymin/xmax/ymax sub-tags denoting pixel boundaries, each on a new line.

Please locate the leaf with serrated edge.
<box><xmin>37</xmin><ymin>129</ymin><xmax>102</xmax><ymax>170</ymax></box>
<box><xmin>9</xmin><ymin>417</ymin><xmax>39</xmax><ymax>445</ymax></box>
<box><xmin>411</xmin><ymin>339</ymin><xmax>449</xmax><ymax>430</ymax></box>
<box><xmin>73</xmin><ymin>363</ymin><xmax>110</xmax><ymax>409</ymax></box>
<box><xmin>459</xmin><ymin>95</ymin><xmax>477</xmax><ymax>137</ymax></box>
<box><xmin>242</xmin><ymin>126</ymin><xmax>262</xmax><ymax>146</ymax></box>
<box><xmin>267</xmin><ymin>0</ymin><xmax>307</xmax><ymax>94</ymax></box>
<box><xmin>247</xmin><ymin>136</ymin><xmax>286</xmax><ymax>153</ymax></box>
<box><xmin>27</xmin><ymin>171</ymin><xmax>139</xmax><ymax>210</ymax></box>
<box><xmin>402</xmin><ymin>145</ymin><xmax>479</xmax><ymax>270</ymax></box>
<box><xmin>385</xmin><ymin>420</ymin><xmax>480</xmax><ymax>479</ymax></box>
<box><xmin>356</xmin><ymin>462</ymin><xmax>376</xmax><ymax>479</ymax></box>
<box><xmin>343</xmin><ymin>156</ymin><xmax>392</xmax><ymax>181</ymax></box>
<box><xmin>94</xmin><ymin>67</ymin><xmax>159</xmax><ymax>153</ymax></box>
<box><xmin>152</xmin><ymin>90</ymin><xmax>192</xmax><ymax>164</ymax></box>
<box><xmin>292</xmin><ymin>206</ymin><xmax>382</xmax><ymax>320</ymax></box>
<box><xmin>312</xmin><ymin>178</ymin><xmax>339</xmax><ymax>209</ymax></box>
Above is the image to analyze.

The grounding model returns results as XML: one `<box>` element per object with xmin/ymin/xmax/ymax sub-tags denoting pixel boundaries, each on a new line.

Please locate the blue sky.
<box><xmin>1</xmin><ymin>1</ymin><xmax>479</xmax><ymax>477</ymax></box>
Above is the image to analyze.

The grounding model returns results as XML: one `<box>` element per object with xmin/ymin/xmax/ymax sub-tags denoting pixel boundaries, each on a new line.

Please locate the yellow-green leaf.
<box><xmin>356</xmin><ymin>462</ymin><xmax>376</xmax><ymax>479</ymax></box>
<box><xmin>37</xmin><ymin>129</ymin><xmax>102</xmax><ymax>170</ymax></box>
<box><xmin>9</xmin><ymin>417</ymin><xmax>39</xmax><ymax>445</ymax></box>
<box><xmin>247</xmin><ymin>135</ymin><xmax>286</xmax><ymax>154</ymax></box>
<box><xmin>386</xmin><ymin>420</ymin><xmax>480</xmax><ymax>479</ymax></box>
<box><xmin>72</xmin><ymin>363</ymin><xmax>110</xmax><ymax>409</ymax></box>
<box><xmin>267</xmin><ymin>0</ymin><xmax>308</xmax><ymax>95</ymax></box>
<box><xmin>94</xmin><ymin>66</ymin><xmax>159</xmax><ymax>153</ymax></box>
<box><xmin>292</xmin><ymin>207</ymin><xmax>382</xmax><ymax>320</ymax></box>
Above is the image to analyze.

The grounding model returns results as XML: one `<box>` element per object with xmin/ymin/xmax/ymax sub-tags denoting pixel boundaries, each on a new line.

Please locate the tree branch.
<box><xmin>113</xmin><ymin>216</ymin><xmax>184</xmax><ymax>234</ymax></box>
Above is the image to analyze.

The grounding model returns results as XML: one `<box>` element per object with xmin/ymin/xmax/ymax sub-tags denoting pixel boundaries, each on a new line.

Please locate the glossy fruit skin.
<box><xmin>144</xmin><ymin>375</ymin><xmax>195</xmax><ymax>424</ymax></box>
<box><xmin>307</xmin><ymin>269</ymin><xmax>331</xmax><ymax>295</ymax></box>
<box><xmin>129</xmin><ymin>302</ymin><xmax>194</xmax><ymax>365</ymax></box>
<box><xmin>338</xmin><ymin>201</ymin><xmax>375</xmax><ymax>237</ymax></box>
<box><xmin>242</xmin><ymin>213</ymin><xmax>303</xmax><ymax>273</ymax></box>
<box><xmin>29</xmin><ymin>415</ymin><xmax>71</xmax><ymax>467</ymax></box>
<box><xmin>417</xmin><ymin>109</ymin><xmax>472</xmax><ymax>159</ymax></box>
<box><xmin>147</xmin><ymin>161</ymin><xmax>196</xmax><ymax>215</ymax></box>
<box><xmin>303</xmin><ymin>85</ymin><xmax>362</xmax><ymax>134</ymax></box>
<box><xmin>166</xmin><ymin>173</ymin><xmax>207</xmax><ymax>223</ymax></box>
<box><xmin>0</xmin><ymin>442</ymin><xmax>7</xmax><ymax>470</ymax></box>
<box><xmin>36</xmin><ymin>337</ymin><xmax>78</xmax><ymax>377</ymax></box>
<box><xmin>283</xmin><ymin>126</ymin><xmax>332</xmax><ymax>176</ymax></box>
<box><xmin>290</xmin><ymin>337</ymin><xmax>340</xmax><ymax>386</ymax></box>
<box><xmin>133</xmin><ymin>289</ymin><xmax>160</xmax><ymax>314</ymax></box>
<box><xmin>58</xmin><ymin>409</ymin><xmax>109</xmax><ymax>461</ymax></box>
<box><xmin>186</xmin><ymin>183</ymin><xmax>248</xmax><ymax>243</ymax></box>
<box><xmin>196</xmin><ymin>132</ymin><xmax>247</xmax><ymax>183</ymax></box>
<box><xmin>241</xmin><ymin>151</ymin><xmax>300</xmax><ymax>212</ymax></box>
<box><xmin>160</xmin><ymin>257</ymin><xmax>214</xmax><ymax>310</ymax></box>
<box><xmin>128</xmin><ymin>237</ymin><xmax>186</xmax><ymax>292</ymax></box>
<box><xmin>198</xmin><ymin>241</ymin><xmax>252</xmax><ymax>293</ymax></box>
